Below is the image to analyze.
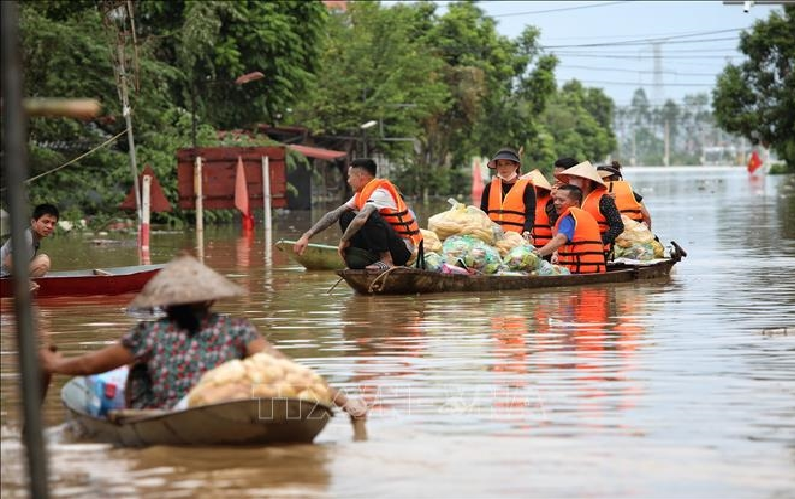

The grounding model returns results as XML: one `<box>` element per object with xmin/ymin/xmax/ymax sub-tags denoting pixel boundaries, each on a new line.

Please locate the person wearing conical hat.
<box><xmin>481</xmin><ymin>148</ymin><xmax>536</xmax><ymax>238</ymax></box>
<box><xmin>520</xmin><ymin>169</ymin><xmax>555</xmax><ymax>250</ymax></box>
<box><xmin>550</xmin><ymin>157</ymin><xmax>578</xmax><ymax>198</ymax></box>
<box><xmin>40</xmin><ymin>255</ymin><xmax>367</xmax><ymax>419</ymax></box>
<box><xmin>555</xmin><ymin>160</ymin><xmax>624</xmax><ymax>257</ymax></box>
<box><xmin>597</xmin><ymin>162</ymin><xmax>653</xmax><ymax>230</ymax></box>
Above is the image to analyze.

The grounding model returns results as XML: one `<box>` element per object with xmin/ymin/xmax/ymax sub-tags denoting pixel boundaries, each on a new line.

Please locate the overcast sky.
<box><xmin>402</xmin><ymin>1</ymin><xmax>782</xmax><ymax>107</ymax></box>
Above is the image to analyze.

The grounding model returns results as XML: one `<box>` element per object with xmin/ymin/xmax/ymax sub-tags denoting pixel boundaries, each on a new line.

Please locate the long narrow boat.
<box><xmin>61</xmin><ymin>377</ymin><xmax>333</xmax><ymax>447</ymax></box>
<box><xmin>338</xmin><ymin>242</ymin><xmax>686</xmax><ymax>295</ymax></box>
<box><xmin>0</xmin><ymin>264</ymin><xmax>164</xmax><ymax>299</ymax></box>
<box><xmin>275</xmin><ymin>240</ymin><xmax>344</xmax><ymax>270</ymax></box>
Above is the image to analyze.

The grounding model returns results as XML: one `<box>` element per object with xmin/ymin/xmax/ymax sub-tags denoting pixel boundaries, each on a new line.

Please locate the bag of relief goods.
<box><xmin>420</xmin><ymin>229</ymin><xmax>443</xmax><ymax>254</ymax></box>
<box><xmin>503</xmin><ymin>244</ymin><xmax>540</xmax><ymax>272</ymax></box>
<box><xmin>428</xmin><ymin>199</ymin><xmax>502</xmax><ymax>244</ymax></box>
<box><xmin>186</xmin><ymin>353</ymin><xmax>333</xmax><ymax>408</ymax></box>
<box><xmin>441</xmin><ymin>235</ymin><xmax>502</xmax><ymax>273</ymax></box>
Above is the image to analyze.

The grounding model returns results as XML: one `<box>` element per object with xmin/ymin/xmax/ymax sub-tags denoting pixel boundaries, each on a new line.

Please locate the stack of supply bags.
<box><xmin>614</xmin><ymin>215</ymin><xmax>665</xmax><ymax>260</ymax></box>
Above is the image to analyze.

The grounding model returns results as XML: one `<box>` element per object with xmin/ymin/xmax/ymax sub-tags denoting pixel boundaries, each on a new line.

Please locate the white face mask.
<box><xmin>497</xmin><ymin>170</ymin><xmax>518</xmax><ymax>182</ymax></box>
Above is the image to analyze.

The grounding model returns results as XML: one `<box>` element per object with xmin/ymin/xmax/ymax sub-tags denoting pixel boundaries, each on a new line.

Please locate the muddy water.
<box><xmin>1</xmin><ymin>167</ymin><xmax>794</xmax><ymax>498</ymax></box>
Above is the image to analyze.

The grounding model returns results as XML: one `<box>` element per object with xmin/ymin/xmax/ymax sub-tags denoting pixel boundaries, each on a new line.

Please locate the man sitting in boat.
<box><xmin>293</xmin><ymin>158</ymin><xmax>422</xmax><ymax>271</ymax></box>
<box><xmin>597</xmin><ymin>163</ymin><xmax>653</xmax><ymax>230</ymax></box>
<box><xmin>534</xmin><ymin>185</ymin><xmax>606</xmax><ymax>274</ymax></box>
<box><xmin>40</xmin><ymin>255</ymin><xmax>367</xmax><ymax>419</ymax></box>
<box><xmin>0</xmin><ymin>203</ymin><xmax>59</xmax><ymax>278</ymax></box>
<box><xmin>480</xmin><ymin>148</ymin><xmax>535</xmax><ymax>240</ymax></box>
<box><xmin>555</xmin><ymin>160</ymin><xmax>624</xmax><ymax>259</ymax></box>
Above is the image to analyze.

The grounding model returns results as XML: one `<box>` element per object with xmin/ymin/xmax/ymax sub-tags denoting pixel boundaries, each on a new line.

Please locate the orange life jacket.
<box><xmin>554</xmin><ymin>207</ymin><xmax>606</xmax><ymax>274</ymax></box>
<box><xmin>605</xmin><ymin>180</ymin><xmax>643</xmax><ymax>223</ymax></box>
<box><xmin>354</xmin><ymin>179</ymin><xmax>423</xmax><ymax>247</ymax></box>
<box><xmin>581</xmin><ymin>186</ymin><xmax>612</xmax><ymax>253</ymax></box>
<box><xmin>532</xmin><ymin>188</ymin><xmax>553</xmax><ymax>246</ymax></box>
<box><xmin>486</xmin><ymin>178</ymin><xmax>530</xmax><ymax>233</ymax></box>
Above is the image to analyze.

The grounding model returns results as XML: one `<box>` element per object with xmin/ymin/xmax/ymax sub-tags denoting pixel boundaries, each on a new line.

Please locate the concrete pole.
<box><xmin>664</xmin><ymin>119</ymin><xmax>670</xmax><ymax>167</ymax></box>
<box><xmin>141</xmin><ymin>174</ymin><xmax>151</xmax><ymax>265</ymax></box>
<box><xmin>118</xmin><ymin>39</ymin><xmax>142</xmax><ymax>247</ymax></box>
<box><xmin>262</xmin><ymin>156</ymin><xmax>273</xmax><ymax>265</ymax></box>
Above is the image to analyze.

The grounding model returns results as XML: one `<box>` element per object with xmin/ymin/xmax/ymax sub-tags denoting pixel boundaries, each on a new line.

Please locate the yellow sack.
<box><xmin>420</xmin><ymin>229</ymin><xmax>443</xmax><ymax>254</ymax></box>
<box><xmin>495</xmin><ymin>231</ymin><xmax>525</xmax><ymax>257</ymax></box>
<box><xmin>187</xmin><ymin>353</ymin><xmax>333</xmax><ymax>408</ymax></box>
<box><xmin>428</xmin><ymin>198</ymin><xmax>499</xmax><ymax>245</ymax></box>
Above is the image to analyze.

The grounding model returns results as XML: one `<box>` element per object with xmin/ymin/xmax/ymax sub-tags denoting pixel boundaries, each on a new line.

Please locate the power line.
<box><xmin>574</xmin><ymin>80</ymin><xmax>716</xmax><ymax>87</ymax></box>
<box><xmin>550</xmin><ymin>52</ymin><xmax>741</xmax><ymax>59</ymax></box>
<box><xmin>541</xmin><ymin>33</ymin><xmax>743</xmax><ymax>49</ymax></box>
<box><xmin>490</xmin><ymin>0</ymin><xmax>631</xmax><ymax>17</ymax></box>
<box><xmin>558</xmin><ymin>64</ymin><xmax>719</xmax><ymax>76</ymax></box>
<box><xmin>541</xmin><ymin>27</ymin><xmax>751</xmax><ymax>42</ymax></box>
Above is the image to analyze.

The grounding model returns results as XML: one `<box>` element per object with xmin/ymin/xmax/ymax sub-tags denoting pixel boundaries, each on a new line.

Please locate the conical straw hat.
<box><xmin>129</xmin><ymin>255</ymin><xmax>245</xmax><ymax>308</ymax></box>
<box><xmin>554</xmin><ymin>160</ymin><xmax>605</xmax><ymax>186</ymax></box>
<box><xmin>524</xmin><ymin>169</ymin><xmax>552</xmax><ymax>191</ymax></box>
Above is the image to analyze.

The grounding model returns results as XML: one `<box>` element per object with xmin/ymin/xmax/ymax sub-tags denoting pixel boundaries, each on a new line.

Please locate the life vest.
<box><xmin>354</xmin><ymin>179</ymin><xmax>423</xmax><ymax>248</ymax></box>
<box><xmin>582</xmin><ymin>186</ymin><xmax>613</xmax><ymax>254</ymax></box>
<box><xmin>605</xmin><ymin>180</ymin><xmax>643</xmax><ymax>223</ymax></box>
<box><xmin>553</xmin><ymin>207</ymin><xmax>606</xmax><ymax>274</ymax></box>
<box><xmin>486</xmin><ymin>178</ymin><xmax>531</xmax><ymax>233</ymax></box>
<box><xmin>532</xmin><ymin>188</ymin><xmax>553</xmax><ymax>246</ymax></box>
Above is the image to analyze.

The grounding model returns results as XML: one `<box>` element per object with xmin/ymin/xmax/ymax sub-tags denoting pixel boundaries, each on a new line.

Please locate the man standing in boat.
<box><xmin>0</xmin><ymin>203</ymin><xmax>59</xmax><ymax>278</ymax></box>
<box><xmin>534</xmin><ymin>185</ymin><xmax>606</xmax><ymax>274</ymax></box>
<box><xmin>293</xmin><ymin>158</ymin><xmax>423</xmax><ymax>271</ymax></box>
<box><xmin>597</xmin><ymin>163</ymin><xmax>653</xmax><ymax>230</ymax></box>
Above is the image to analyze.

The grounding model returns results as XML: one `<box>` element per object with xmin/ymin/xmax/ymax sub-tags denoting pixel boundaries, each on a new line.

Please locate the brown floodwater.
<box><xmin>1</xmin><ymin>167</ymin><xmax>794</xmax><ymax>498</ymax></box>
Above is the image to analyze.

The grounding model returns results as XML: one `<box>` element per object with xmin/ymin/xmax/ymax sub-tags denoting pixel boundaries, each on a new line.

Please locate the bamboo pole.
<box><xmin>1</xmin><ymin>2</ymin><xmax>50</xmax><ymax>497</ymax></box>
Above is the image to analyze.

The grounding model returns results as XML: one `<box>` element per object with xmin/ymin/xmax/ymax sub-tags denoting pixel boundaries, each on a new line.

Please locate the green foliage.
<box><xmin>540</xmin><ymin>80</ymin><xmax>617</xmax><ymax>163</ymax></box>
<box><xmin>713</xmin><ymin>6</ymin><xmax>795</xmax><ymax>171</ymax></box>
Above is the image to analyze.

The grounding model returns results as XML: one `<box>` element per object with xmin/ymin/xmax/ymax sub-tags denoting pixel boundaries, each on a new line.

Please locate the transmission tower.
<box><xmin>652</xmin><ymin>42</ymin><xmax>664</xmax><ymax>104</ymax></box>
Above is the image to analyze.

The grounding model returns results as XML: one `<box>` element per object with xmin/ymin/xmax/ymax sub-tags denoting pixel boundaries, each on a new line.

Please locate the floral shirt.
<box><xmin>121</xmin><ymin>313</ymin><xmax>260</xmax><ymax>409</ymax></box>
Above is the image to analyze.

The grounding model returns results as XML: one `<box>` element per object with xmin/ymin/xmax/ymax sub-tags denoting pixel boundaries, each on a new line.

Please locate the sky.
<box><xmin>407</xmin><ymin>1</ymin><xmax>783</xmax><ymax>107</ymax></box>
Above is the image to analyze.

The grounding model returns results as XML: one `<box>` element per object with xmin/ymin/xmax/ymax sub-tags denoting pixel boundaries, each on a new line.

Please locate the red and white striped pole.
<box><xmin>141</xmin><ymin>173</ymin><xmax>151</xmax><ymax>264</ymax></box>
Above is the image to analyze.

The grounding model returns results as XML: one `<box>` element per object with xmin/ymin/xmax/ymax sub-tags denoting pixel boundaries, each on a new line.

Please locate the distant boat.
<box><xmin>61</xmin><ymin>377</ymin><xmax>333</xmax><ymax>447</ymax></box>
<box><xmin>275</xmin><ymin>240</ymin><xmax>344</xmax><ymax>270</ymax></box>
<box><xmin>0</xmin><ymin>264</ymin><xmax>163</xmax><ymax>299</ymax></box>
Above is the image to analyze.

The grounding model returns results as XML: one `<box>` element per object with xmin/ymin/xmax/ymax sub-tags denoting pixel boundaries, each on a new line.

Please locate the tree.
<box><xmin>713</xmin><ymin>5</ymin><xmax>795</xmax><ymax>171</ymax></box>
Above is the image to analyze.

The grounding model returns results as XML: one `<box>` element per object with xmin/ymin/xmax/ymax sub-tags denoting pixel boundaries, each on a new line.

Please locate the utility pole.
<box><xmin>664</xmin><ymin>118</ymin><xmax>670</xmax><ymax>167</ymax></box>
<box><xmin>631</xmin><ymin>128</ymin><xmax>637</xmax><ymax>167</ymax></box>
<box><xmin>118</xmin><ymin>35</ymin><xmax>141</xmax><ymax>235</ymax></box>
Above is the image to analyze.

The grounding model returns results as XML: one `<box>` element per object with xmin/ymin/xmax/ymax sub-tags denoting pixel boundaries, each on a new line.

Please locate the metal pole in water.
<box><xmin>1</xmin><ymin>2</ymin><xmax>50</xmax><ymax>497</ymax></box>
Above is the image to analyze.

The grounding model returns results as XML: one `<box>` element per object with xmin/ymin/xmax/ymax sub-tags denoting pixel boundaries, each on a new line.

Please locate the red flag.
<box><xmin>747</xmin><ymin>150</ymin><xmax>762</xmax><ymax>173</ymax></box>
<box><xmin>235</xmin><ymin>156</ymin><xmax>250</xmax><ymax>215</ymax></box>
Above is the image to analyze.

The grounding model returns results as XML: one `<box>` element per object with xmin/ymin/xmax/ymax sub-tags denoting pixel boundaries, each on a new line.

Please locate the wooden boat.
<box><xmin>338</xmin><ymin>242</ymin><xmax>686</xmax><ymax>295</ymax></box>
<box><xmin>0</xmin><ymin>264</ymin><xmax>163</xmax><ymax>299</ymax></box>
<box><xmin>61</xmin><ymin>377</ymin><xmax>334</xmax><ymax>447</ymax></box>
<box><xmin>275</xmin><ymin>240</ymin><xmax>344</xmax><ymax>270</ymax></box>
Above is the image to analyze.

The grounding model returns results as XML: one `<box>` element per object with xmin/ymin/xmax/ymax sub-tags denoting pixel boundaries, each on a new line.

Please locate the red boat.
<box><xmin>0</xmin><ymin>264</ymin><xmax>164</xmax><ymax>299</ymax></box>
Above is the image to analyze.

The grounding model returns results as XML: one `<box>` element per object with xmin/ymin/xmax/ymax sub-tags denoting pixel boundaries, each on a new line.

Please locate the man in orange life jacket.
<box><xmin>597</xmin><ymin>164</ymin><xmax>652</xmax><ymax>230</ymax></box>
<box><xmin>480</xmin><ymin>148</ymin><xmax>535</xmax><ymax>239</ymax></box>
<box><xmin>533</xmin><ymin>184</ymin><xmax>606</xmax><ymax>274</ymax></box>
<box><xmin>293</xmin><ymin>158</ymin><xmax>422</xmax><ymax>270</ymax></box>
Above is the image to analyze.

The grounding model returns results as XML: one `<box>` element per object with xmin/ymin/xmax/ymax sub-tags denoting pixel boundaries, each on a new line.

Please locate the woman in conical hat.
<box><xmin>554</xmin><ymin>160</ymin><xmax>624</xmax><ymax>256</ymax></box>
<box><xmin>481</xmin><ymin>147</ymin><xmax>536</xmax><ymax>238</ymax></box>
<box><xmin>40</xmin><ymin>255</ymin><xmax>366</xmax><ymax>419</ymax></box>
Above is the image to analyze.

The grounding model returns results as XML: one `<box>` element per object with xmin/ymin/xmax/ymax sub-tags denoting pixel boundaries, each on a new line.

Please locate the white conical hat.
<box><xmin>129</xmin><ymin>255</ymin><xmax>245</xmax><ymax>308</ymax></box>
<box><xmin>554</xmin><ymin>160</ymin><xmax>605</xmax><ymax>187</ymax></box>
<box><xmin>524</xmin><ymin>169</ymin><xmax>552</xmax><ymax>191</ymax></box>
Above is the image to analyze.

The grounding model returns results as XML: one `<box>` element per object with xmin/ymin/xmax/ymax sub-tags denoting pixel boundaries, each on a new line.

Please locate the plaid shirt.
<box><xmin>121</xmin><ymin>313</ymin><xmax>260</xmax><ymax>409</ymax></box>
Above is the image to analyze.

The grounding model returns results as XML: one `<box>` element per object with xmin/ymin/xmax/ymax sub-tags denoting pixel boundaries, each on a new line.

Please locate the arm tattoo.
<box><xmin>340</xmin><ymin>204</ymin><xmax>377</xmax><ymax>243</ymax></box>
<box><xmin>305</xmin><ymin>204</ymin><xmax>349</xmax><ymax>238</ymax></box>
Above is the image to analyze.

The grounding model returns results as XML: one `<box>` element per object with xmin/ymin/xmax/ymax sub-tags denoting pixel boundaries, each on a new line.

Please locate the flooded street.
<box><xmin>1</xmin><ymin>167</ymin><xmax>794</xmax><ymax>498</ymax></box>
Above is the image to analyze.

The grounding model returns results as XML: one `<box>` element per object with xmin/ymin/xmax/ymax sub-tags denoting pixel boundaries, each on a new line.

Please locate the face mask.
<box><xmin>497</xmin><ymin>170</ymin><xmax>518</xmax><ymax>182</ymax></box>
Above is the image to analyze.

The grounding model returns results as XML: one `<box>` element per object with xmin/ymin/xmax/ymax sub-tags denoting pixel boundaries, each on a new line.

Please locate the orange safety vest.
<box><xmin>532</xmin><ymin>188</ymin><xmax>553</xmax><ymax>246</ymax></box>
<box><xmin>354</xmin><ymin>179</ymin><xmax>423</xmax><ymax>247</ymax></box>
<box><xmin>486</xmin><ymin>178</ymin><xmax>531</xmax><ymax>233</ymax></box>
<box><xmin>605</xmin><ymin>180</ymin><xmax>643</xmax><ymax>223</ymax></box>
<box><xmin>581</xmin><ymin>186</ymin><xmax>612</xmax><ymax>254</ymax></box>
<box><xmin>553</xmin><ymin>207</ymin><xmax>606</xmax><ymax>274</ymax></box>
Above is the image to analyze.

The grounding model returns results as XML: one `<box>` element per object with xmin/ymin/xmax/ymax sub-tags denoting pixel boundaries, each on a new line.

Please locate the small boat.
<box><xmin>275</xmin><ymin>240</ymin><xmax>344</xmax><ymax>270</ymax></box>
<box><xmin>0</xmin><ymin>264</ymin><xmax>164</xmax><ymax>299</ymax></box>
<box><xmin>338</xmin><ymin>242</ymin><xmax>686</xmax><ymax>295</ymax></box>
<box><xmin>61</xmin><ymin>377</ymin><xmax>333</xmax><ymax>447</ymax></box>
